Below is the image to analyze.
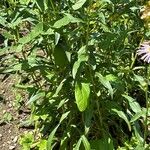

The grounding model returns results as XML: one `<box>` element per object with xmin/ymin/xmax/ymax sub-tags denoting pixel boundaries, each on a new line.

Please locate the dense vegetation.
<box><xmin>0</xmin><ymin>0</ymin><xmax>150</xmax><ymax>149</ymax></box>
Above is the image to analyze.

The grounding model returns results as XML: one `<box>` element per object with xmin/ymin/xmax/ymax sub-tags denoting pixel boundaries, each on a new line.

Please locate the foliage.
<box><xmin>0</xmin><ymin>0</ymin><xmax>150</xmax><ymax>149</ymax></box>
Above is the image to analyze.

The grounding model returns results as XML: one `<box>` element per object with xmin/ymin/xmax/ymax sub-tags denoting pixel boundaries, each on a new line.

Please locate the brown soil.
<box><xmin>0</xmin><ymin>74</ymin><xmax>29</xmax><ymax>150</ymax></box>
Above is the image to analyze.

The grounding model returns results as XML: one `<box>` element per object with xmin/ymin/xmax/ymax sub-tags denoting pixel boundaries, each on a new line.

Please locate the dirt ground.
<box><xmin>0</xmin><ymin>74</ymin><xmax>29</xmax><ymax>150</ymax></box>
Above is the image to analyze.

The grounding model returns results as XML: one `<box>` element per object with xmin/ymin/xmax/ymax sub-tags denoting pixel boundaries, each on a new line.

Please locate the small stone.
<box><xmin>9</xmin><ymin>145</ymin><xmax>16</xmax><ymax>150</ymax></box>
<box><xmin>8</xmin><ymin>103</ymin><xmax>12</xmax><ymax>108</ymax></box>
<box><xmin>3</xmin><ymin>110</ymin><xmax>6</xmax><ymax>114</ymax></box>
<box><xmin>8</xmin><ymin>130</ymin><xmax>11</xmax><ymax>133</ymax></box>
<box><xmin>13</xmin><ymin>136</ymin><xmax>18</xmax><ymax>143</ymax></box>
<box><xmin>7</xmin><ymin>141</ymin><xmax>11</xmax><ymax>144</ymax></box>
<box><xmin>0</xmin><ymin>134</ymin><xmax>2</xmax><ymax>137</ymax></box>
<box><xmin>2</xmin><ymin>143</ymin><xmax>5</xmax><ymax>147</ymax></box>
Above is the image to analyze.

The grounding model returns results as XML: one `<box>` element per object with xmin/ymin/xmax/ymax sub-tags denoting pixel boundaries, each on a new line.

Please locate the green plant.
<box><xmin>0</xmin><ymin>112</ymin><xmax>13</xmax><ymax>124</ymax></box>
<box><xmin>0</xmin><ymin>0</ymin><xmax>150</xmax><ymax>149</ymax></box>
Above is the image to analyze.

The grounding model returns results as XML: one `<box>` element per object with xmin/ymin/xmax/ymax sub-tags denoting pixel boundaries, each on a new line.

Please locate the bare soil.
<box><xmin>0</xmin><ymin>74</ymin><xmax>29</xmax><ymax>150</ymax></box>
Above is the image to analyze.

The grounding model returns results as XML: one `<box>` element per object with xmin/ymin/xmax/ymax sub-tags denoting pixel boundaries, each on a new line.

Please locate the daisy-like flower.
<box><xmin>137</xmin><ymin>41</ymin><xmax>150</xmax><ymax>63</ymax></box>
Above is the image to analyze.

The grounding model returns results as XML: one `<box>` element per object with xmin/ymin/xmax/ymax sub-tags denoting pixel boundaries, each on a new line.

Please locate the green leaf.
<box><xmin>65</xmin><ymin>13</ymin><xmax>83</xmax><ymax>23</ymax></box>
<box><xmin>19</xmin><ymin>22</ymin><xmax>43</xmax><ymax>44</ymax></box>
<box><xmin>73</xmin><ymin>137</ymin><xmax>82</xmax><ymax>150</ymax></box>
<box><xmin>0</xmin><ymin>16</ymin><xmax>7</xmax><ymax>27</ymax></box>
<box><xmin>26</xmin><ymin>92</ymin><xmax>45</xmax><ymax>105</ymax></box>
<box><xmin>53</xmin><ymin>16</ymin><xmax>70</xmax><ymax>28</ymax></box>
<box><xmin>130</xmin><ymin>109</ymin><xmax>146</xmax><ymax>123</ymax></box>
<box><xmin>47</xmin><ymin>112</ymin><xmax>70</xmax><ymax>150</ymax></box>
<box><xmin>90</xmin><ymin>136</ymin><xmax>114</xmax><ymax>150</ymax></box>
<box><xmin>55</xmin><ymin>32</ymin><xmax>60</xmax><ymax>45</ymax></box>
<box><xmin>57</xmin><ymin>99</ymin><xmax>67</xmax><ymax>109</ymax></box>
<box><xmin>47</xmin><ymin>124</ymin><xmax>59</xmax><ymax>150</ymax></box>
<box><xmin>72</xmin><ymin>46</ymin><xmax>88</xmax><ymax>79</ymax></box>
<box><xmin>59</xmin><ymin>111</ymin><xmax>70</xmax><ymax>123</ymax></box>
<box><xmin>105</xmin><ymin>74</ymin><xmax>117</xmax><ymax>82</ymax></box>
<box><xmin>53</xmin><ymin>14</ymin><xmax>82</xmax><ymax>28</ymax></box>
<box><xmin>78</xmin><ymin>46</ymin><xmax>88</xmax><ymax>62</ymax></box>
<box><xmin>122</xmin><ymin>94</ymin><xmax>141</xmax><ymax>113</ymax></box>
<box><xmin>3</xmin><ymin>31</ymin><xmax>14</xmax><ymax>39</ymax></box>
<box><xmin>9</xmin><ymin>17</ymin><xmax>23</xmax><ymax>28</ymax></box>
<box><xmin>35</xmin><ymin>0</ymin><xmax>47</xmax><ymax>12</ymax></box>
<box><xmin>81</xmin><ymin>135</ymin><xmax>90</xmax><ymax>150</ymax></box>
<box><xmin>72</xmin><ymin>61</ymin><xmax>81</xmax><ymax>79</ymax></box>
<box><xmin>42</xmin><ymin>28</ymin><xmax>54</xmax><ymax>35</ymax></box>
<box><xmin>84</xmin><ymin>107</ymin><xmax>93</xmax><ymax>134</ymax></box>
<box><xmin>53</xmin><ymin>79</ymin><xmax>66</xmax><ymax>97</ymax></box>
<box><xmin>112</xmin><ymin>109</ymin><xmax>131</xmax><ymax>131</ymax></box>
<box><xmin>3</xmin><ymin>112</ymin><xmax>13</xmax><ymax>123</ymax></box>
<box><xmin>75</xmin><ymin>82</ymin><xmax>90</xmax><ymax>112</ymax></box>
<box><xmin>38</xmin><ymin>140</ymin><xmax>47</xmax><ymax>150</ymax></box>
<box><xmin>19</xmin><ymin>132</ymin><xmax>34</xmax><ymax>150</ymax></box>
<box><xmin>72</xmin><ymin>0</ymin><xmax>86</xmax><ymax>10</ymax></box>
<box><xmin>19</xmin><ymin>0</ymin><xmax>30</xmax><ymax>5</ymax></box>
<box><xmin>96</xmin><ymin>73</ymin><xmax>113</xmax><ymax>99</ymax></box>
<box><xmin>134</xmin><ymin>74</ymin><xmax>147</xmax><ymax>91</ymax></box>
<box><xmin>53</xmin><ymin>44</ymin><xmax>69</xmax><ymax>68</ymax></box>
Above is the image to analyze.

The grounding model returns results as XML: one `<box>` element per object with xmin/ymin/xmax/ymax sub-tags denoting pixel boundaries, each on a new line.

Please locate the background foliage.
<box><xmin>0</xmin><ymin>0</ymin><xmax>150</xmax><ymax>149</ymax></box>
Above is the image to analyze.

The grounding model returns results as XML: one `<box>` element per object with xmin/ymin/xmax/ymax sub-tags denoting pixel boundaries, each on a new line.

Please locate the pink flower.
<box><xmin>137</xmin><ymin>41</ymin><xmax>150</xmax><ymax>63</ymax></box>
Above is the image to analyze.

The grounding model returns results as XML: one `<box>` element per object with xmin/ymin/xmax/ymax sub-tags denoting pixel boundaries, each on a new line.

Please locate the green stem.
<box><xmin>49</xmin><ymin>0</ymin><xmax>56</xmax><ymax>17</ymax></box>
<box><xmin>130</xmin><ymin>53</ymin><xmax>137</xmax><ymax>69</ymax></box>
<box><xmin>143</xmin><ymin>65</ymin><xmax>150</xmax><ymax>147</ymax></box>
<box><xmin>85</xmin><ymin>1</ymin><xmax>104</xmax><ymax>135</ymax></box>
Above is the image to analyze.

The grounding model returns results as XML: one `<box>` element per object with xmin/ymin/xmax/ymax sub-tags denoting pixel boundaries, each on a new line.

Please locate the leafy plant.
<box><xmin>0</xmin><ymin>0</ymin><xmax>150</xmax><ymax>149</ymax></box>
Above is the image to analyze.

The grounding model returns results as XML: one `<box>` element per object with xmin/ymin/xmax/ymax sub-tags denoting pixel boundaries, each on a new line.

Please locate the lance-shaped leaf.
<box><xmin>72</xmin><ymin>0</ymin><xmax>86</xmax><ymax>10</ymax></box>
<box><xmin>53</xmin><ymin>14</ymin><xmax>83</xmax><ymax>28</ymax></box>
<box><xmin>122</xmin><ymin>94</ymin><xmax>141</xmax><ymax>113</ymax></box>
<box><xmin>72</xmin><ymin>46</ymin><xmax>88</xmax><ymax>79</ymax></box>
<box><xmin>112</xmin><ymin>109</ymin><xmax>131</xmax><ymax>131</ymax></box>
<box><xmin>75</xmin><ymin>82</ymin><xmax>90</xmax><ymax>112</ymax></box>
<box><xmin>96</xmin><ymin>73</ymin><xmax>113</xmax><ymax>99</ymax></box>
<box><xmin>19</xmin><ymin>22</ymin><xmax>43</xmax><ymax>44</ymax></box>
<box><xmin>81</xmin><ymin>135</ymin><xmax>91</xmax><ymax>150</ymax></box>
<box><xmin>47</xmin><ymin>111</ymin><xmax>70</xmax><ymax>150</ymax></box>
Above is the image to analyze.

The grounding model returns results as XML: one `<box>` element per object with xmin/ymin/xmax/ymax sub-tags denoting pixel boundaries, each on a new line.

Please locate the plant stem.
<box><xmin>130</xmin><ymin>53</ymin><xmax>137</xmax><ymax>69</ymax></box>
<box><xmin>143</xmin><ymin>65</ymin><xmax>150</xmax><ymax>146</ymax></box>
<box><xmin>85</xmin><ymin>0</ymin><xmax>104</xmax><ymax>135</ymax></box>
<box><xmin>49</xmin><ymin>0</ymin><xmax>56</xmax><ymax>17</ymax></box>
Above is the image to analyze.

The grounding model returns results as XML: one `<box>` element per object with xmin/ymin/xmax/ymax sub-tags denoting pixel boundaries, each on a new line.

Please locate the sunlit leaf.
<box><xmin>0</xmin><ymin>16</ymin><xmax>7</xmax><ymax>26</ymax></box>
<box><xmin>72</xmin><ymin>61</ymin><xmax>81</xmax><ymax>79</ymax></box>
<box><xmin>112</xmin><ymin>109</ymin><xmax>131</xmax><ymax>131</ymax></box>
<box><xmin>96</xmin><ymin>73</ymin><xmax>113</xmax><ymax>99</ymax></box>
<box><xmin>20</xmin><ymin>0</ymin><xmax>30</xmax><ymax>5</ymax></box>
<box><xmin>53</xmin><ymin>14</ymin><xmax>82</xmax><ymax>28</ymax></box>
<box><xmin>38</xmin><ymin>140</ymin><xmax>47</xmax><ymax>150</ymax></box>
<box><xmin>130</xmin><ymin>109</ymin><xmax>146</xmax><ymax>123</ymax></box>
<box><xmin>122</xmin><ymin>94</ymin><xmax>141</xmax><ymax>113</ymax></box>
<box><xmin>19</xmin><ymin>22</ymin><xmax>43</xmax><ymax>44</ymax></box>
<box><xmin>81</xmin><ymin>135</ymin><xmax>91</xmax><ymax>150</ymax></box>
<box><xmin>134</xmin><ymin>74</ymin><xmax>147</xmax><ymax>91</ymax></box>
<box><xmin>75</xmin><ymin>82</ymin><xmax>90</xmax><ymax>112</ymax></box>
<box><xmin>53</xmin><ymin>79</ymin><xmax>66</xmax><ymax>97</ymax></box>
<box><xmin>59</xmin><ymin>111</ymin><xmax>70</xmax><ymax>123</ymax></box>
<box><xmin>73</xmin><ymin>137</ymin><xmax>82</xmax><ymax>150</ymax></box>
<box><xmin>72</xmin><ymin>0</ymin><xmax>86</xmax><ymax>10</ymax></box>
<box><xmin>53</xmin><ymin>16</ymin><xmax>70</xmax><ymax>28</ymax></box>
<box><xmin>72</xmin><ymin>46</ymin><xmax>88</xmax><ymax>79</ymax></box>
<box><xmin>26</xmin><ymin>92</ymin><xmax>45</xmax><ymax>105</ymax></box>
